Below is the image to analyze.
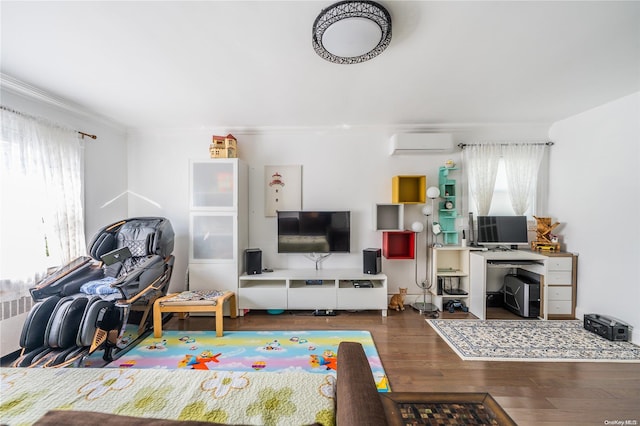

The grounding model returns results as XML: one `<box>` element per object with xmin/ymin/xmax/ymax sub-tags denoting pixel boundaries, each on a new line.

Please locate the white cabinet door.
<box><xmin>337</xmin><ymin>288</ymin><xmax>386</xmax><ymax>310</ymax></box>
<box><xmin>189</xmin><ymin>213</ymin><xmax>236</xmax><ymax>262</ymax></box>
<box><xmin>289</xmin><ymin>287</ymin><xmax>337</xmax><ymax>309</ymax></box>
<box><xmin>189</xmin><ymin>160</ymin><xmax>237</xmax><ymax>210</ymax></box>
<box><xmin>469</xmin><ymin>253</ymin><xmax>487</xmax><ymax>320</ymax></box>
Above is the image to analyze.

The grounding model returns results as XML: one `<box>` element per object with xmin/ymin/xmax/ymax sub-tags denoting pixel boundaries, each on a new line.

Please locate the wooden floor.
<box><xmin>163</xmin><ymin>306</ymin><xmax>640</xmax><ymax>426</ymax></box>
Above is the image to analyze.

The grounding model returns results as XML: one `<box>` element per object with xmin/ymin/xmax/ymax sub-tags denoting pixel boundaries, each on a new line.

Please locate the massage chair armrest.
<box><xmin>336</xmin><ymin>342</ymin><xmax>388</xmax><ymax>426</ymax></box>
<box><xmin>30</xmin><ymin>259</ymin><xmax>102</xmax><ymax>301</ymax></box>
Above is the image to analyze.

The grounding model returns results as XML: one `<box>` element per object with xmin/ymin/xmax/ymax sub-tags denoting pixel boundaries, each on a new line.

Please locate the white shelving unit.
<box><xmin>188</xmin><ymin>159</ymin><xmax>248</xmax><ymax>316</ymax></box>
<box><xmin>238</xmin><ymin>269</ymin><xmax>388</xmax><ymax>316</ymax></box>
<box><xmin>430</xmin><ymin>247</ymin><xmax>471</xmax><ymax>313</ymax></box>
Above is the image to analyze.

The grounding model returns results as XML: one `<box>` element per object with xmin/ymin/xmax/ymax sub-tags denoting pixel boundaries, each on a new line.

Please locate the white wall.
<box><xmin>126</xmin><ymin>124</ymin><xmax>549</xmax><ymax>303</ymax></box>
<box><xmin>549</xmin><ymin>92</ymin><xmax>640</xmax><ymax>344</ymax></box>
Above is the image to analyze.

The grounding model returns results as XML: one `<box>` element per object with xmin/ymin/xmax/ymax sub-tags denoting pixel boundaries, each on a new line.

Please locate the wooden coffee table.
<box><xmin>153</xmin><ymin>291</ymin><xmax>237</xmax><ymax>338</ymax></box>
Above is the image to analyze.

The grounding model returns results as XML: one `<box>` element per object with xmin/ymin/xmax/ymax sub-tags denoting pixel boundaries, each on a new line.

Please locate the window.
<box><xmin>469</xmin><ymin>159</ymin><xmax>535</xmax><ymax>217</ymax></box>
<box><xmin>0</xmin><ymin>107</ymin><xmax>86</xmax><ymax>301</ymax></box>
<box><xmin>464</xmin><ymin>142</ymin><xmax>547</xmax><ymax>218</ymax></box>
<box><xmin>1</xmin><ymin>170</ymin><xmax>59</xmax><ymax>297</ymax></box>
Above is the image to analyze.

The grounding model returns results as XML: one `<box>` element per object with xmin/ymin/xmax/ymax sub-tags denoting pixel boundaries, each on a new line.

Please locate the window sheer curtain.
<box><xmin>464</xmin><ymin>143</ymin><xmax>501</xmax><ymax>215</ymax></box>
<box><xmin>464</xmin><ymin>141</ymin><xmax>548</xmax><ymax>217</ymax></box>
<box><xmin>1</xmin><ymin>107</ymin><xmax>86</xmax><ymax>298</ymax></box>
<box><xmin>502</xmin><ymin>143</ymin><xmax>545</xmax><ymax>215</ymax></box>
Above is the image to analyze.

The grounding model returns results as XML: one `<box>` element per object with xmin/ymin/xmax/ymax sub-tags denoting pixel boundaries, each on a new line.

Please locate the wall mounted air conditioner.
<box><xmin>389</xmin><ymin>133</ymin><xmax>454</xmax><ymax>155</ymax></box>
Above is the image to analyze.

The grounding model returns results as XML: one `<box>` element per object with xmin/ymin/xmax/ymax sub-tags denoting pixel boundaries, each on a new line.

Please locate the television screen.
<box><xmin>277</xmin><ymin>211</ymin><xmax>350</xmax><ymax>253</ymax></box>
<box><xmin>477</xmin><ymin>216</ymin><xmax>528</xmax><ymax>246</ymax></box>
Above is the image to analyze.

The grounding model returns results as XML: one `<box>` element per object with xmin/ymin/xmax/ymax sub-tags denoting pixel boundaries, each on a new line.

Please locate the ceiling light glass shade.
<box><xmin>312</xmin><ymin>1</ymin><xmax>392</xmax><ymax>64</ymax></box>
<box><xmin>427</xmin><ymin>186</ymin><xmax>441</xmax><ymax>199</ymax></box>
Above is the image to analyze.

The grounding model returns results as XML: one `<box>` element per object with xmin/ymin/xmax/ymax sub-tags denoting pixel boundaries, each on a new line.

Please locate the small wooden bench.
<box><xmin>153</xmin><ymin>291</ymin><xmax>237</xmax><ymax>338</ymax></box>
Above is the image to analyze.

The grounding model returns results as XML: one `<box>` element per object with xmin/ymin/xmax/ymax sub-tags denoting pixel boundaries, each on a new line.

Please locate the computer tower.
<box><xmin>245</xmin><ymin>248</ymin><xmax>262</xmax><ymax>274</ymax></box>
<box><xmin>504</xmin><ymin>274</ymin><xmax>540</xmax><ymax>318</ymax></box>
<box><xmin>363</xmin><ymin>248</ymin><xmax>381</xmax><ymax>274</ymax></box>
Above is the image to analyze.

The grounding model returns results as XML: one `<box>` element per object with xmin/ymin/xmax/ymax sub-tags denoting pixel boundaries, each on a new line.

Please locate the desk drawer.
<box><xmin>548</xmin><ymin>286</ymin><xmax>572</xmax><ymax>301</ymax></box>
<box><xmin>548</xmin><ymin>300</ymin><xmax>572</xmax><ymax>315</ymax></box>
<box><xmin>547</xmin><ymin>257</ymin><xmax>573</xmax><ymax>271</ymax></box>
<box><xmin>546</xmin><ymin>271</ymin><xmax>572</xmax><ymax>285</ymax></box>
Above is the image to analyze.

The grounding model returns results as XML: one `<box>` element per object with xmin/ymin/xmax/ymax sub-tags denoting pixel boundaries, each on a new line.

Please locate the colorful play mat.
<box><xmin>105</xmin><ymin>329</ymin><xmax>390</xmax><ymax>392</ymax></box>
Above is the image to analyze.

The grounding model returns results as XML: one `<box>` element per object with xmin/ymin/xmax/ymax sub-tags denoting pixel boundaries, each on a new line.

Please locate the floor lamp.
<box><xmin>411</xmin><ymin>187</ymin><xmax>441</xmax><ymax>316</ymax></box>
<box><xmin>428</xmin><ymin>186</ymin><xmax>442</xmax><ymax>248</ymax></box>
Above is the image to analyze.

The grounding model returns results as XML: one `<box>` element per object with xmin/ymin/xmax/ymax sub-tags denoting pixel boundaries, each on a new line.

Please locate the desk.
<box><xmin>469</xmin><ymin>250</ymin><xmax>577</xmax><ymax>320</ymax></box>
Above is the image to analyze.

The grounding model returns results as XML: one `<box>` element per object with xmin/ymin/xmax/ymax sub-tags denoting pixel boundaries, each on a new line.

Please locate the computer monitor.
<box><xmin>477</xmin><ymin>216</ymin><xmax>529</xmax><ymax>248</ymax></box>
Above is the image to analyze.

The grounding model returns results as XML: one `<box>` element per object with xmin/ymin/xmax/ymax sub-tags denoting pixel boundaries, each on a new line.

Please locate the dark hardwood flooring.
<box><xmin>162</xmin><ymin>306</ymin><xmax>640</xmax><ymax>426</ymax></box>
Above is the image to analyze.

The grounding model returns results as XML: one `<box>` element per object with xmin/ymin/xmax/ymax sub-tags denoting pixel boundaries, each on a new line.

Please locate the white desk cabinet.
<box><xmin>239</xmin><ymin>269</ymin><xmax>388</xmax><ymax>316</ymax></box>
<box><xmin>469</xmin><ymin>250</ymin><xmax>577</xmax><ymax>320</ymax></box>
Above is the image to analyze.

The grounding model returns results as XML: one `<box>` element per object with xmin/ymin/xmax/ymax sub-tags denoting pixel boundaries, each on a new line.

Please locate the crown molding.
<box><xmin>127</xmin><ymin>121</ymin><xmax>552</xmax><ymax>138</ymax></box>
<box><xmin>0</xmin><ymin>73</ymin><xmax>123</xmax><ymax>130</ymax></box>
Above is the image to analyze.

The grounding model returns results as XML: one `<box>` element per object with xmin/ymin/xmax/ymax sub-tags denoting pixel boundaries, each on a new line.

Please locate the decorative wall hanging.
<box><xmin>265</xmin><ymin>165</ymin><xmax>302</xmax><ymax>217</ymax></box>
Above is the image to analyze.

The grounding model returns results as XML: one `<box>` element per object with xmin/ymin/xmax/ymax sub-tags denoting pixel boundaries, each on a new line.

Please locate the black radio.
<box><xmin>584</xmin><ymin>314</ymin><xmax>629</xmax><ymax>342</ymax></box>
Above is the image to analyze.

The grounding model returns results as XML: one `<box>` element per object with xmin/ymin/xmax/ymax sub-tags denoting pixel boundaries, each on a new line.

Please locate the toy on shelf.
<box><xmin>531</xmin><ymin>216</ymin><xmax>561</xmax><ymax>251</ymax></box>
<box><xmin>210</xmin><ymin>134</ymin><xmax>237</xmax><ymax>158</ymax></box>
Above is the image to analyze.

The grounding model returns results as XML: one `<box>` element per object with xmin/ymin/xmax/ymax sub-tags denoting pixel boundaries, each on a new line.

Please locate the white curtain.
<box><xmin>0</xmin><ymin>107</ymin><xmax>86</xmax><ymax>297</ymax></box>
<box><xmin>464</xmin><ymin>143</ymin><xmax>501</xmax><ymax>215</ymax></box>
<box><xmin>502</xmin><ymin>143</ymin><xmax>545</xmax><ymax>215</ymax></box>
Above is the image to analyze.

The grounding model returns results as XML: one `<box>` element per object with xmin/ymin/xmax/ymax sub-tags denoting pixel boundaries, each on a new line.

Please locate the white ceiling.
<box><xmin>2</xmin><ymin>1</ymin><xmax>639</xmax><ymax>130</ymax></box>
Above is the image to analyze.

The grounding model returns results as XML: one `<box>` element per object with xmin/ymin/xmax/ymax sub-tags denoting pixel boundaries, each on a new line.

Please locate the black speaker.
<box><xmin>363</xmin><ymin>248</ymin><xmax>381</xmax><ymax>274</ymax></box>
<box><xmin>245</xmin><ymin>248</ymin><xmax>262</xmax><ymax>274</ymax></box>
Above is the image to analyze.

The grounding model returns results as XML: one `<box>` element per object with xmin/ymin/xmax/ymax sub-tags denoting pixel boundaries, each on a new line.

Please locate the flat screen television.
<box><xmin>277</xmin><ymin>211</ymin><xmax>350</xmax><ymax>253</ymax></box>
<box><xmin>477</xmin><ymin>215</ymin><xmax>529</xmax><ymax>247</ymax></box>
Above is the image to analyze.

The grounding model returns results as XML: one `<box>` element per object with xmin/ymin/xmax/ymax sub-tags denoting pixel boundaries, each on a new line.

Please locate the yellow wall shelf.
<box><xmin>391</xmin><ymin>175</ymin><xmax>426</xmax><ymax>204</ymax></box>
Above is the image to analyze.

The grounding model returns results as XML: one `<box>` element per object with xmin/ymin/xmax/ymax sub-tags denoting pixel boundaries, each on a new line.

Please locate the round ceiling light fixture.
<box><xmin>312</xmin><ymin>1</ymin><xmax>392</xmax><ymax>64</ymax></box>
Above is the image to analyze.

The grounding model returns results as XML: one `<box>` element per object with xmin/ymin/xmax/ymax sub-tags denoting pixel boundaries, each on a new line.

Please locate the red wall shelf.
<box><xmin>382</xmin><ymin>231</ymin><xmax>415</xmax><ymax>259</ymax></box>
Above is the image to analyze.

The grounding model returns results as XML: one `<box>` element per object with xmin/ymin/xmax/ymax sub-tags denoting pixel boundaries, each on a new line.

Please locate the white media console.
<box><xmin>238</xmin><ymin>269</ymin><xmax>388</xmax><ymax>316</ymax></box>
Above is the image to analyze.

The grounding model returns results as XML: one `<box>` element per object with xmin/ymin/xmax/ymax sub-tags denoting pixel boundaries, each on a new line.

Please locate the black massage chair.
<box><xmin>12</xmin><ymin>217</ymin><xmax>175</xmax><ymax>368</ymax></box>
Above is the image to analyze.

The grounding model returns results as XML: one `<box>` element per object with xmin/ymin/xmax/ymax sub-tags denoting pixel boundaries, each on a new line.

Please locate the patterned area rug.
<box><xmin>427</xmin><ymin>319</ymin><xmax>640</xmax><ymax>362</ymax></box>
<box><xmin>103</xmin><ymin>330</ymin><xmax>390</xmax><ymax>391</ymax></box>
